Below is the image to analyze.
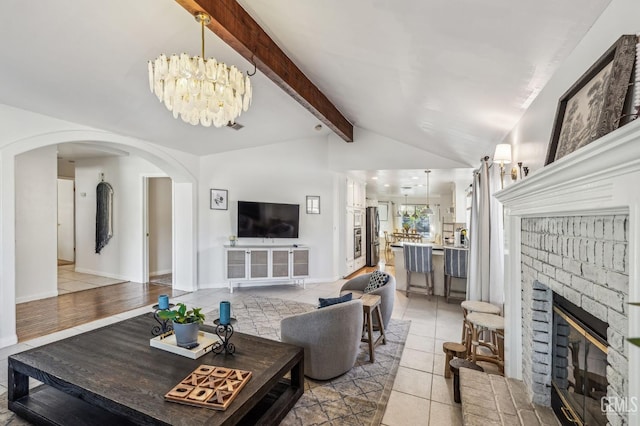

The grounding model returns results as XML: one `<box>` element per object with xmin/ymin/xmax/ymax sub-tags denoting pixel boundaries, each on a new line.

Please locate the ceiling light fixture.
<box><xmin>402</xmin><ymin>194</ymin><xmax>409</xmax><ymax>218</ymax></box>
<box><xmin>422</xmin><ymin>170</ymin><xmax>434</xmax><ymax>215</ymax></box>
<box><xmin>148</xmin><ymin>12</ymin><xmax>252</xmax><ymax>127</ymax></box>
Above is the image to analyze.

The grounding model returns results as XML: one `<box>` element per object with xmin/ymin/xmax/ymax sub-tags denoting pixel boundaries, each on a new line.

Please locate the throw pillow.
<box><xmin>364</xmin><ymin>270</ymin><xmax>389</xmax><ymax>293</ymax></box>
<box><xmin>319</xmin><ymin>292</ymin><xmax>353</xmax><ymax>308</ymax></box>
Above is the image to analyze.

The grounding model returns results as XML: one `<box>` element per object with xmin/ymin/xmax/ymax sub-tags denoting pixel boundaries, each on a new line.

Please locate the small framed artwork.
<box><xmin>379</xmin><ymin>203</ymin><xmax>389</xmax><ymax>221</ymax></box>
<box><xmin>210</xmin><ymin>189</ymin><xmax>228</xmax><ymax>210</ymax></box>
<box><xmin>306</xmin><ymin>196</ymin><xmax>320</xmax><ymax>214</ymax></box>
<box><xmin>545</xmin><ymin>34</ymin><xmax>637</xmax><ymax>165</ymax></box>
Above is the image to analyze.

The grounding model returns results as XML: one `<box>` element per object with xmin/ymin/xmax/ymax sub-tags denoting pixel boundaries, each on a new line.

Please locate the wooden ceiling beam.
<box><xmin>175</xmin><ymin>0</ymin><xmax>354</xmax><ymax>142</ymax></box>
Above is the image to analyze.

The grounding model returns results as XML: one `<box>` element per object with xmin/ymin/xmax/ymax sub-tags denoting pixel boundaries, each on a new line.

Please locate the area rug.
<box><xmin>0</xmin><ymin>396</ymin><xmax>29</xmax><ymax>425</ymax></box>
<box><xmin>207</xmin><ymin>296</ymin><xmax>411</xmax><ymax>425</ymax></box>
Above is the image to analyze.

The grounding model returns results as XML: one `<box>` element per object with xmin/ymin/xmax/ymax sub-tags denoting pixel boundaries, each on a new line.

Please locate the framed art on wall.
<box><xmin>306</xmin><ymin>196</ymin><xmax>320</xmax><ymax>214</ymax></box>
<box><xmin>545</xmin><ymin>34</ymin><xmax>637</xmax><ymax>166</ymax></box>
<box><xmin>210</xmin><ymin>189</ymin><xmax>228</xmax><ymax>210</ymax></box>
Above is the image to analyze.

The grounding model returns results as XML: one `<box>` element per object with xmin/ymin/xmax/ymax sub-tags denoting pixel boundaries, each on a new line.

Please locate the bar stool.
<box><xmin>467</xmin><ymin>312</ymin><xmax>505</xmax><ymax>374</ymax></box>
<box><xmin>403</xmin><ymin>243</ymin><xmax>434</xmax><ymax>297</ymax></box>
<box><xmin>444</xmin><ymin>247</ymin><xmax>468</xmax><ymax>303</ymax></box>
<box><xmin>460</xmin><ymin>300</ymin><xmax>501</xmax><ymax>355</ymax></box>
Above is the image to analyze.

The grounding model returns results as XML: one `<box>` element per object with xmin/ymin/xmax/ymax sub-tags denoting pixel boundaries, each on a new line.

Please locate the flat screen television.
<box><xmin>237</xmin><ymin>201</ymin><xmax>299</xmax><ymax>238</ymax></box>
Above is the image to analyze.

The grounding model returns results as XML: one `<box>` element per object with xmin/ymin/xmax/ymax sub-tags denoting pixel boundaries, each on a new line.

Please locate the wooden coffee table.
<box><xmin>8</xmin><ymin>313</ymin><xmax>303</xmax><ymax>425</ymax></box>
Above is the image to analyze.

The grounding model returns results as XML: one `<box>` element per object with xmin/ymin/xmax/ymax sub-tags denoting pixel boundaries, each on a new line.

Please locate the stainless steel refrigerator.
<box><xmin>365</xmin><ymin>206</ymin><xmax>379</xmax><ymax>266</ymax></box>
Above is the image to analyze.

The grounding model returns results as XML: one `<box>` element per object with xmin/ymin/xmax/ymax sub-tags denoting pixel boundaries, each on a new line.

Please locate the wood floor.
<box><xmin>345</xmin><ymin>249</ymin><xmax>396</xmax><ymax>279</ymax></box>
<box><xmin>18</xmin><ymin>250</ymin><xmax>393</xmax><ymax>342</ymax></box>
<box><xmin>16</xmin><ymin>282</ymin><xmax>187</xmax><ymax>342</ymax></box>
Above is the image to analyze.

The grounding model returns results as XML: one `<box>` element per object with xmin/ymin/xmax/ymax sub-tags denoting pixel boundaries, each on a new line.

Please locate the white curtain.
<box><xmin>467</xmin><ymin>158</ymin><xmax>504</xmax><ymax>306</ymax></box>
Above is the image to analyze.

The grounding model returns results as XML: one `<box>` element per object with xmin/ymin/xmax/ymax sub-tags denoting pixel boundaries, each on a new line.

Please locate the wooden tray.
<box><xmin>165</xmin><ymin>365</ymin><xmax>252</xmax><ymax>411</ymax></box>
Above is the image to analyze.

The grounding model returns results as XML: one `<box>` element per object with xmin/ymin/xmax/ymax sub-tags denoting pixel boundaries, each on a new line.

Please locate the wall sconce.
<box><xmin>493</xmin><ymin>144</ymin><xmax>512</xmax><ymax>189</ymax></box>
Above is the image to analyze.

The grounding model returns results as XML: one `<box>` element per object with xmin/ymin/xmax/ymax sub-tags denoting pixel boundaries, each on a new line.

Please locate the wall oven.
<box><xmin>354</xmin><ymin>227</ymin><xmax>362</xmax><ymax>258</ymax></box>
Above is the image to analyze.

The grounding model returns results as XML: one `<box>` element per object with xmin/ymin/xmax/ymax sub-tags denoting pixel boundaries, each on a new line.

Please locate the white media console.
<box><xmin>224</xmin><ymin>245</ymin><xmax>310</xmax><ymax>293</ymax></box>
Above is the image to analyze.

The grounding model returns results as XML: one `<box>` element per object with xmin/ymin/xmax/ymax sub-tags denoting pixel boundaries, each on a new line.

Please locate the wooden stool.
<box><xmin>460</xmin><ymin>300</ymin><xmax>501</xmax><ymax>356</ymax></box>
<box><xmin>361</xmin><ymin>294</ymin><xmax>386</xmax><ymax>363</ymax></box>
<box><xmin>442</xmin><ymin>342</ymin><xmax>467</xmax><ymax>378</ymax></box>
<box><xmin>467</xmin><ymin>312</ymin><xmax>505</xmax><ymax>374</ymax></box>
<box><xmin>449</xmin><ymin>358</ymin><xmax>484</xmax><ymax>403</ymax></box>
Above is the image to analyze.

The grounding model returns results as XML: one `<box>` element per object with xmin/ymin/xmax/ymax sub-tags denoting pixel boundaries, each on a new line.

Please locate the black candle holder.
<box><xmin>213</xmin><ymin>318</ymin><xmax>237</xmax><ymax>354</ymax></box>
<box><xmin>151</xmin><ymin>303</ymin><xmax>175</xmax><ymax>336</ymax></box>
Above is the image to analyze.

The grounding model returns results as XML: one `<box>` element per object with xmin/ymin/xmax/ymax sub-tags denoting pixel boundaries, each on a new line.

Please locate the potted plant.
<box><xmin>158</xmin><ymin>303</ymin><xmax>205</xmax><ymax>348</ymax></box>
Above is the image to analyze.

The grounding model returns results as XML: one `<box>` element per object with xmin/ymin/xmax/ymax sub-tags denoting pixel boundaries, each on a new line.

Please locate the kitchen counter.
<box><xmin>391</xmin><ymin>244</ymin><xmax>467</xmax><ymax>297</ymax></box>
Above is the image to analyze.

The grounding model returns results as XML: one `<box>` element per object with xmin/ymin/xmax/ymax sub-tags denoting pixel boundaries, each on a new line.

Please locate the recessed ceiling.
<box><xmin>0</xmin><ymin>0</ymin><xmax>611</xmax><ymax>169</ymax></box>
<box><xmin>352</xmin><ymin>168</ymin><xmax>474</xmax><ymax>200</ymax></box>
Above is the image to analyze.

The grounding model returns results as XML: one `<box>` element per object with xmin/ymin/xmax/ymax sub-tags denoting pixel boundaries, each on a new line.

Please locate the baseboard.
<box><xmin>0</xmin><ymin>334</ymin><xmax>18</xmax><ymax>348</ymax></box>
<box><xmin>73</xmin><ymin>267</ymin><xmax>129</xmax><ymax>282</ymax></box>
<box><xmin>197</xmin><ymin>277</ymin><xmax>338</xmax><ymax>290</ymax></box>
<box><xmin>150</xmin><ymin>269</ymin><xmax>172</xmax><ymax>277</ymax></box>
<box><xmin>16</xmin><ymin>290</ymin><xmax>59</xmax><ymax>304</ymax></box>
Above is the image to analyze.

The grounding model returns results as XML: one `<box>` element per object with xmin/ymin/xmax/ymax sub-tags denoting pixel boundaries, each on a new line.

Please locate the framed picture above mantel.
<box><xmin>545</xmin><ymin>34</ymin><xmax>637</xmax><ymax>166</ymax></box>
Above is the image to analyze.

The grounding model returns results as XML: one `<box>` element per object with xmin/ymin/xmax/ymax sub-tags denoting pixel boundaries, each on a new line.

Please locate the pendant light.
<box><xmin>402</xmin><ymin>194</ymin><xmax>409</xmax><ymax>217</ymax></box>
<box><xmin>423</xmin><ymin>170</ymin><xmax>434</xmax><ymax>215</ymax></box>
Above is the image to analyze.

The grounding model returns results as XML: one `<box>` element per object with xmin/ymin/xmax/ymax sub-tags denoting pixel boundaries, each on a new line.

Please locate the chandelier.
<box><xmin>422</xmin><ymin>170</ymin><xmax>434</xmax><ymax>215</ymax></box>
<box><xmin>148</xmin><ymin>12</ymin><xmax>252</xmax><ymax>127</ymax></box>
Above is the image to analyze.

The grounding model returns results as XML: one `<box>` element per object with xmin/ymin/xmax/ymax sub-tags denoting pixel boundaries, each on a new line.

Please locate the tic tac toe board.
<box><xmin>165</xmin><ymin>365</ymin><xmax>252</xmax><ymax>411</ymax></box>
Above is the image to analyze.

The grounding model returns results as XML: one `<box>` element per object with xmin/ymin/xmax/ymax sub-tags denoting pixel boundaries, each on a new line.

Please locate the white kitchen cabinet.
<box><xmin>225</xmin><ymin>246</ymin><xmax>309</xmax><ymax>293</ymax></box>
<box><xmin>346</xmin><ymin>177</ymin><xmax>366</xmax><ymax>208</ymax></box>
<box><xmin>449</xmin><ymin>182</ymin><xmax>469</xmax><ymax>224</ymax></box>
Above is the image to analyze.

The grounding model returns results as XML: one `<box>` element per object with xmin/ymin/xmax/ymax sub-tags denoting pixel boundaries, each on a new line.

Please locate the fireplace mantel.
<box><xmin>498</xmin><ymin>119</ymin><xmax>640</xmax><ymax>217</ymax></box>
<box><xmin>496</xmin><ymin>119</ymin><xmax>640</xmax><ymax>424</ymax></box>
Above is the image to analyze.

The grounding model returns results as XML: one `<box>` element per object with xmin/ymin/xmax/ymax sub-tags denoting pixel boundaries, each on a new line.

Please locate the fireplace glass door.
<box><xmin>552</xmin><ymin>306</ymin><xmax>608</xmax><ymax>426</ymax></box>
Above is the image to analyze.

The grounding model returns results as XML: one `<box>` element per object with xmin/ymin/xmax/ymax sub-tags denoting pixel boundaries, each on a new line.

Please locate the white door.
<box><xmin>57</xmin><ymin>178</ymin><xmax>75</xmax><ymax>262</ymax></box>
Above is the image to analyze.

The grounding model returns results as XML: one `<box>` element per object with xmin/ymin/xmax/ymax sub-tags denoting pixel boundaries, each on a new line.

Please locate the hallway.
<box><xmin>57</xmin><ymin>263</ymin><xmax>128</xmax><ymax>295</ymax></box>
<box><xmin>17</xmin><ymin>280</ymin><xmax>187</xmax><ymax>342</ymax></box>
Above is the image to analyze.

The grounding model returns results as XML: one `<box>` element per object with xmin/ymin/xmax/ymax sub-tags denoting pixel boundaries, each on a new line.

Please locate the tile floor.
<box><xmin>2</xmin><ymin>279</ymin><xmax>465</xmax><ymax>425</ymax></box>
<box><xmin>57</xmin><ymin>264</ymin><xmax>127</xmax><ymax>294</ymax></box>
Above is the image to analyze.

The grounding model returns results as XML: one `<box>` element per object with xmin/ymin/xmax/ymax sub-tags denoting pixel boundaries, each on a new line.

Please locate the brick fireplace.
<box><xmin>496</xmin><ymin>121</ymin><xmax>640</xmax><ymax>426</ymax></box>
<box><xmin>521</xmin><ymin>215</ymin><xmax>628</xmax><ymax>424</ymax></box>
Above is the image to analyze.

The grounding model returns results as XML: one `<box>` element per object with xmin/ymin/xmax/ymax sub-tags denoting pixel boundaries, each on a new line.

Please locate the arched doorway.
<box><xmin>0</xmin><ymin>130</ymin><xmax>197</xmax><ymax>348</ymax></box>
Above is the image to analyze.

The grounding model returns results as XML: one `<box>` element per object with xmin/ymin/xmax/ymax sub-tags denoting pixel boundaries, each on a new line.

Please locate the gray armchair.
<box><xmin>281</xmin><ymin>299</ymin><xmax>364</xmax><ymax>380</ymax></box>
<box><xmin>340</xmin><ymin>273</ymin><xmax>396</xmax><ymax>329</ymax></box>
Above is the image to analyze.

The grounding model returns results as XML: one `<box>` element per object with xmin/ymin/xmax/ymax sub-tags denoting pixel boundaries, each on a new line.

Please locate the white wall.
<box><xmin>198</xmin><ymin>137</ymin><xmax>339</xmax><ymax>287</ymax></box>
<box><xmin>328</xmin><ymin>127</ymin><xmax>471</xmax><ymax>170</ymax></box>
<box><xmin>0</xmin><ymin>104</ymin><xmax>198</xmax><ymax>348</ymax></box>
<box><xmin>74</xmin><ymin>156</ymin><xmax>166</xmax><ymax>282</ymax></box>
<box><xmin>505</xmin><ymin>0</ymin><xmax>640</xmax><ymax>172</ymax></box>
<box><xmin>15</xmin><ymin>146</ymin><xmax>58</xmax><ymax>303</ymax></box>
<box><xmin>149</xmin><ymin>177</ymin><xmax>172</xmax><ymax>276</ymax></box>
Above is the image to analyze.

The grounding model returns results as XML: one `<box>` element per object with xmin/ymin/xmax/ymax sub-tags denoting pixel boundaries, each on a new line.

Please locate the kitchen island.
<box><xmin>391</xmin><ymin>243</ymin><xmax>467</xmax><ymax>298</ymax></box>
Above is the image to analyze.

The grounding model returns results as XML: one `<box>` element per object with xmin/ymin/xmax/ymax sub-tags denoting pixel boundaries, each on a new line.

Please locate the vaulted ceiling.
<box><xmin>0</xmin><ymin>0</ymin><xmax>611</xmax><ymax>172</ymax></box>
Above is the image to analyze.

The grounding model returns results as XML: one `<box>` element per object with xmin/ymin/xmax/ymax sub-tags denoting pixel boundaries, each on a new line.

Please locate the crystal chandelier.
<box><xmin>148</xmin><ymin>12</ymin><xmax>252</xmax><ymax>127</ymax></box>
